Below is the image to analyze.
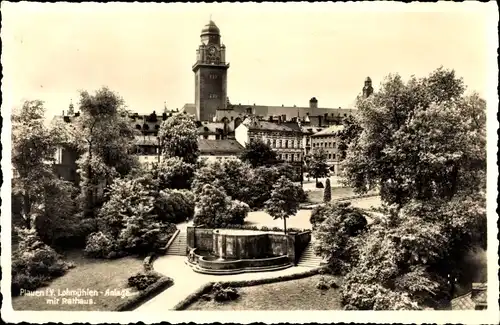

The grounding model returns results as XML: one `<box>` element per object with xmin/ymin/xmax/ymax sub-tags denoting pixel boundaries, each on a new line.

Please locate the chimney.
<box><xmin>318</xmin><ymin>115</ymin><xmax>322</xmax><ymax>127</ymax></box>
<box><xmin>278</xmin><ymin>116</ymin><xmax>282</xmax><ymax>124</ymax></box>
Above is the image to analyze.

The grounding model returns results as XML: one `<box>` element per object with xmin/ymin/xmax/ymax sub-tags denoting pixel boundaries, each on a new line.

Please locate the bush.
<box><xmin>128</xmin><ymin>271</ymin><xmax>161</xmax><ymax>290</ymax></box>
<box><xmin>212</xmin><ymin>283</ymin><xmax>240</xmax><ymax>302</ymax></box>
<box><xmin>225</xmin><ymin>200</ymin><xmax>250</xmax><ymax>225</ymax></box>
<box><xmin>316</xmin><ymin>276</ymin><xmax>338</xmax><ymax>290</ymax></box>
<box><xmin>316</xmin><ymin>181</ymin><xmax>324</xmax><ymax>188</ymax></box>
<box><xmin>156</xmin><ymin>189</ymin><xmax>195</xmax><ymax>224</ymax></box>
<box><xmin>341</xmin><ymin>282</ymin><xmax>421</xmax><ymax>310</ymax></box>
<box><xmin>84</xmin><ymin>231</ymin><xmax>116</xmax><ymax>258</ymax></box>
<box><xmin>194</xmin><ymin>184</ymin><xmax>250</xmax><ymax>228</ymax></box>
<box><xmin>12</xmin><ymin>228</ymin><xmax>74</xmax><ymax>296</ymax></box>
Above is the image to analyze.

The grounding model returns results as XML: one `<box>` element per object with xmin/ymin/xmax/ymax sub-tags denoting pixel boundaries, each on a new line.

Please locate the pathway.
<box><xmin>135</xmin><ymin>255</ymin><xmax>315</xmax><ymax>311</ymax></box>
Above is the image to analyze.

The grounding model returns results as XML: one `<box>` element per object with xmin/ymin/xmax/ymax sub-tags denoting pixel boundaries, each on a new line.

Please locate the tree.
<box><xmin>69</xmin><ymin>87</ymin><xmax>139</xmax><ymax>219</ymax></box>
<box><xmin>335</xmin><ymin>115</ymin><xmax>363</xmax><ymax>161</ymax></box>
<box><xmin>239</xmin><ymin>138</ymin><xmax>278</xmax><ymax>168</ymax></box>
<box><xmin>323</xmin><ymin>178</ymin><xmax>331</xmax><ymax>202</ymax></box>
<box><xmin>342</xmin><ymin>67</ymin><xmax>485</xmax><ymax>206</ymax></box>
<box><xmin>153</xmin><ymin>157</ymin><xmax>195</xmax><ymax>190</ymax></box>
<box><xmin>307</xmin><ymin>148</ymin><xmax>329</xmax><ymax>185</ymax></box>
<box><xmin>12</xmin><ymin>100</ymin><xmax>78</xmax><ymax>245</ymax></box>
<box><xmin>158</xmin><ymin>113</ymin><xmax>199</xmax><ymax>165</ymax></box>
<box><xmin>193</xmin><ymin>184</ymin><xmax>249</xmax><ymax>228</ymax></box>
<box><xmin>313</xmin><ymin>202</ymin><xmax>368</xmax><ymax>274</ymax></box>
<box><xmin>264</xmin><ymin>176</ymin><xmax>302</xmax><ymax>234</ymax></box>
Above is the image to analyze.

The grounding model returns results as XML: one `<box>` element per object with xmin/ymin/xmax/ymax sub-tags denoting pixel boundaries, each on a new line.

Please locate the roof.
<box><xmin>451</xmin><ymin>283</ymin><xmax>487</xmax><ymax>310</ymax></box>
<box><xmin>243</xmin><ymin>119</ymin><xmax>301</xmax><ymax>133</ymax></box>
<box><xmin>301</xmin><ymin>126</ymin><xmax>326</xmax><ymax>134</ymax></box>
<box><xmin>311</xmin><ymin>125</ymin><xmax>344</xmax><ymax>137</ymax></box>
<box><xmin>227</xmin><ymin>103</ymin><xmax>355</xmax><ymax>119</ymax></box>
<box><xmin>198</xmin><ymin>139</ymin><xmax>244</xmax><ymax>155</ymax></box>
<box><xmin>181</xmin><ymin>103</ymin><xmax>196</xmax><ymax>116</ymax></box>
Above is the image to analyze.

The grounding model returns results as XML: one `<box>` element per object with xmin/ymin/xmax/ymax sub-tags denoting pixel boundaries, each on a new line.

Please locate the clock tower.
<box><xmin>193</xmin><ymin>20</ymin><xmax>230</xmax><ymax>121</ymax></box>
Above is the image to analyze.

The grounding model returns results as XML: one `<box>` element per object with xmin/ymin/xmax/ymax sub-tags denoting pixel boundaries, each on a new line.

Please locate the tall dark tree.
<box><xmin>335</xmin><ymin>115</ymin><xmax>363</xmax><ymax>161</ymax></box>
<box><xmin>239</xmin><ymin>138</ymin><xmax>278</xmax><ymax>168</ymax></box>
<box><xmin>323</xmin><ymin>178</ymin><xmax>332</xmax><ymax>202</ymax></box>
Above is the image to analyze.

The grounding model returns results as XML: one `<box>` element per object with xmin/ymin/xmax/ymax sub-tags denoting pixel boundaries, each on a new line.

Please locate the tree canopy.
<box><xmin>158</xmin><ymin>113</ymin><xmax>200</xmax><ymax>165</ymax></box>
<box><xmin>342</xmin><ymin>67</ymin><xmax>486</xmax><ymax>206</ymax></box>
<box><xmin>306</xmin><ymin>148</ymin><xmax>329</xmax><ymax>182</ymax></box>
<box><xmin>239</xmin><ymin>138</ymin><xmax>279</xmax><ymax>168</ymax></box>
<box><xmin>264</xmin><ymin>176</ymin><xmax>302</xmax><ymax>233</ymax></box>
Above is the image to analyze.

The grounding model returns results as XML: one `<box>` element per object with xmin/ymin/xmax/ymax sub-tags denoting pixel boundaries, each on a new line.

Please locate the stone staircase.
<box><xmin>297</xmin><ymin>241</ymin><xmax>323</xmax><ymax>268</ymax></box>
<box><xmin>166</xmin><ymin>231</ymin><xmax>187</xmax><ymax>256</ymax></box>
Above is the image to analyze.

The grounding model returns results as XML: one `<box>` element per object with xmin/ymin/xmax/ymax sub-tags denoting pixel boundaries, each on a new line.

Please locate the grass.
<box><xmin>12</xmin><ymin>250</ymin><xmax>145</xmax><ymax>311</ymax></box>
<box><xmin>306</xmin><ymin>187</ymin><xmax>357</xmax><ymax>204</ymax></box>
<box><xmin>186</xmin><ymin>274</ymin><xmax>343</xmax><ymax>310</ymax></box>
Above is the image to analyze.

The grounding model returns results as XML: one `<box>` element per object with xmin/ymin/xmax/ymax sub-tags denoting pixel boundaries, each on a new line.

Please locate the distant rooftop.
<box><xmin>311</xmin><ymin>125</ymin><xmax>344</xmax><ymax>137</ymax></box>
<box><xmin>198</xmin><ymin>139</ymin><xmax>244</xmax><ymax>155</ymax></box>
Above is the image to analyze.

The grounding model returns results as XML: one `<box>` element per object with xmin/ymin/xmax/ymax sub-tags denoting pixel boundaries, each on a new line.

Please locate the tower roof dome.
<box><xmin>201</xmin><ymin>20</ymin><xmax>220</xmax><ymax>35</ymax></box>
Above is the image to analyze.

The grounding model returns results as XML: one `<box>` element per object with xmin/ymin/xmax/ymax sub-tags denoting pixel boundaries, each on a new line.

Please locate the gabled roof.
<box><xmin>311</xmin><ymin>125</ymin><xmax>344</xmax><ymax>137</ymax></box>
<box><xmin>198</xmin><ymin>139</ymin><xmax>244</xmax><ymax>155</ymax></box>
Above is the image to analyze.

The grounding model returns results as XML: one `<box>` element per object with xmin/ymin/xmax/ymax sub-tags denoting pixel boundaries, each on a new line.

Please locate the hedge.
<box><xmin>115</xmin><ymin>271</ymin><xmax>174</xmax><ymax>311</ymax></box>
<box><xmin>173</xmin><ymin>266</ymin><xmax>326</xmax><ymax>310</ymax></box>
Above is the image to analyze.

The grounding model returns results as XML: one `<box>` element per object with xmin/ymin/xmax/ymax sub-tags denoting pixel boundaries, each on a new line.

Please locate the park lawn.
<box><xmin>306</xmin><ymin>187</ymin><xmax>356</xmax><ymax>204</ymax></box>
<box><xmin>12</xmin><ymin>251</ymin><xmax>144</xmax><ymax>311</ymax></box>
<box><xmin>186</xmin><ymin>275</ymin><xmax>343</xmax><ymax>310</ymax></box>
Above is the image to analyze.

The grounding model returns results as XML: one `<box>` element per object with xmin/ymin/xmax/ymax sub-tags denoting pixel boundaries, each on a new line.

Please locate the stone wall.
<box><xmin>187</xmin><ymin>226</ymin><xmax>311</xmax><ymax>264</ymax></box>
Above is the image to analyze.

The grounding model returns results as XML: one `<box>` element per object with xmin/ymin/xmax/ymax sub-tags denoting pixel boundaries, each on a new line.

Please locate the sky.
<box><xmin>1</xmin><ymin>2</ymin><xmax>497</xmax><ymax>118</ymax></box>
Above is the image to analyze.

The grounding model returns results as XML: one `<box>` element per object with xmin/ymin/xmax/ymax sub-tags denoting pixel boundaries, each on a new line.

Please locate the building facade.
<box><xmin>310</xmin><ymin>125</ymin><xmax>344</xmax><ymax>176</ymax></box>
<box><xmin>235</xmin><ymin>117</ymin><xmax>303</xmax><ymax>164</ymax></box>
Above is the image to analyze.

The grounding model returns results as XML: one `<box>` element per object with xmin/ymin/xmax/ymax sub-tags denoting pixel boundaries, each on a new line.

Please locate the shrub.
<box><xmin>341</xmin><ymin>282</ymin><xmax>421</xmax><ymax>310</ymax></box>
<box><xmin>225</xmin><ymin>200</ymin><xmax>250</xmax><ymax>225</ymax></box>
<box><xmin>212</xmin><ymin>283</ymin><xmax>240</xmax><ymax>302</ymax></box>
<box><xmin>128</xmin><ymin>271</ymin><xmax>161</xmax><ymax>290</ymax></box>
<box><xmin>316</xmin><ymin>277</ymin><xmax>329</xmax><ymax>290</ymax></box>
<box><xmin>84</xmin><ymin>231</ymin><xmax>116</xmax><ymax>258</ymax></box>
<box><xmin>316</xmin><ymin>181</ymin><xmax>324</xmax><ymax>188</ymax></box>
<box><xmin>12</xmin><ymin>228</ymin><xmax>73</xmax><ymax>296</ymax></box>
<box><xmin>156</xmin><ymin>189</ymin><xmax>195</xmax><ymax>224</ymax></box>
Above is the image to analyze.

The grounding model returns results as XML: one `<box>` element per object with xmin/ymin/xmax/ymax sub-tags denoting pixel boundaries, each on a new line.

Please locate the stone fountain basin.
<box><xmin>195</xmin><ymin>253</ymin><xmax>290</xmax><ymax>271</ymax></box>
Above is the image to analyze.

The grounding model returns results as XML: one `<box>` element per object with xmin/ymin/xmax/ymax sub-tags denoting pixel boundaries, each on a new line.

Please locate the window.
<box><xmin>332</xmin><ymin>154</ymin><xmax>336</xmax><ymax>160</ymax></box>
<box><xmin>285</xmin><ymin>154</ymin><xmax>289</xmax><ymax>161</ymax></box>
<box><xmin>267</xmin><ymin>139</ymin><xmax>271</xmax><ymax>146</ymax></box>
<box><xmin>209</xmin><ymin>93</ymin><xmax>219</xmax><ymax>99</ymax></box>
<box><xmin>278</xmin><ymin>140</ymin><xmax>282</xmax><ymax>148</ymax></box>
<box><xmin>273</xmin><ymin>139</ymin><xmax>277</xmax><ymax>148</ymax></box>
<box><xmin>209</xmin><ymin>74</ymin><xmax>218</xmax><ymax>80</ymax></box>
<box><xmin>291</xmin><ymin>154</ymin><xmax>294</xmax><ymax>162</ymax></box>
<box><xmin>285</xmin><ymin>140</ymin><xmax>289</xmax><ymax>148</ymax></box>
<box><xmin>333</xmin><ymin>142</ymin><xmax>336</xmax><ymax>148</ymax></box>
<box><xmin>328</xmin><ymin>154</ymin><xmax>332</xmax><ymax>159</ymax></box>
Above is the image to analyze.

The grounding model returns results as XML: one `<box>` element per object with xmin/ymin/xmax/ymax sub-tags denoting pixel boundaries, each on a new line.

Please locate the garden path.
<box><xmin>135</xmin><ymin>256</ymin><xmax>314</xmax><ymax>312</ymax></box>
